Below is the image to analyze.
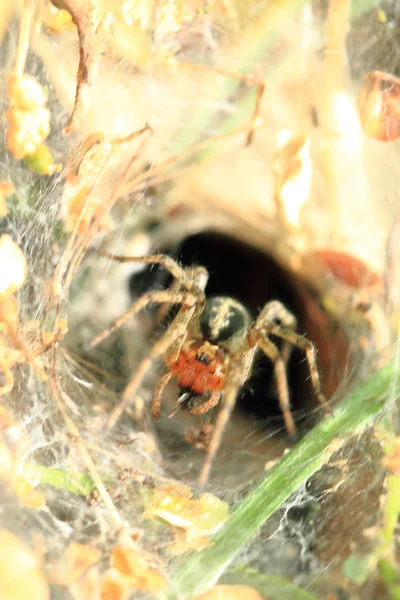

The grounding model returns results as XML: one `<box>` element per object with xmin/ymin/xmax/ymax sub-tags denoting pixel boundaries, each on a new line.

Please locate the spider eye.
<box><xmin>200</xmin><ymin>297</ymin><xmax>250</xmax><ymax>345</ymax></box>
<box><xmin>196</xmin><ymin>352</ymin><xmax>211</xmax><ymax>365</ymax></box>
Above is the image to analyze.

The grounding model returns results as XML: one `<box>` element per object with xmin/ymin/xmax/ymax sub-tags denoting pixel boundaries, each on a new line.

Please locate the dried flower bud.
<box><xmin>6</xmin><ymin>74</ymin><xmax>55</xmax><ymax>167</ymax></box>
<box><xmin>0</xmin><ymin>235</ymin><xmax>27</xmax><ymax>296</ymax></box>
<box><xmin>6</xmin><ymin>106</ymin><xmax>50</xmax><ymax>158</ymax></box>
<box><xmin>7</xmin><ymin>74</ymin><xmax>47</xmax><ymax>111</ymax></box>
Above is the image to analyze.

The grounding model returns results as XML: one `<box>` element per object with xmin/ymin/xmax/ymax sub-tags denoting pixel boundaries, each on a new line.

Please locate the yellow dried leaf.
<box><xmin>168</xmin><ymin>532</ymin><xmax>213</xmax><ymax>555</ymax></box>
<box><xmin>112</xmin><ymin>546</ymin><xmax>167</xmax><ymax>592</ymax></box>
<box><xmin>0</xmin><ymin>530</ymin><xmax>49</xmax><ymax>600</ymax></box>
<box><xmin>66</xmin><ymin>542</ymin><xmax>101</xmax><ymax>582</ymax></box>
<box><xmin>0</xmin><ymin>334</ymin><xmax>21</xmax><ymax>364</ymax></box>
<box><xmin>70</xmin><ymin>567</ymin><xmax>100</xmax><ymax>600</ymax></box>
<box><xmin>145</xmin><ymin>490</ymin><xmax>229</xmax><ymax>539</ymax></box>
<box><xmin>0</xmin><ymin>295</ymin><xmax>20</xmax><ymax>330</ymax></box>
<box><xmin>14</xmin><ymin>476</ymin><xmax>46</xmax><ymax>510</ymax></box>
<box><xmin>101</xmin><ymin>572</ymin><xmax>128</xmax><ymax>600</ymax></box>
<box><xmin>195</xmin><ymin>584</ymin><xmax>265</xmax><ymax>600</ymax></box>
<box><xmin>0</xmin><ymin>235</ymin><xmax>26</xmax><ymax>296</ymax></box>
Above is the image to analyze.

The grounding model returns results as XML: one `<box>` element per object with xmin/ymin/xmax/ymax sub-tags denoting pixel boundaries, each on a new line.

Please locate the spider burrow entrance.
<box><xmin>88</xmin><ymin>241</ymin><xmax>333</xmax><ymax>487</ymax></box>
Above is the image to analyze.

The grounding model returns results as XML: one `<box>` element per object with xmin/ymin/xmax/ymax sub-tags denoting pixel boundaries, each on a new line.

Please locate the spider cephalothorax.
<box><xmin>169</xmin><ymin>339</ymin><xmax>226</xmax><ymax>396</ymax></box>
<box><xmin>89</xmin><ymin>250</ymin><xmax>330</xmax><ymax>487</ymax></box>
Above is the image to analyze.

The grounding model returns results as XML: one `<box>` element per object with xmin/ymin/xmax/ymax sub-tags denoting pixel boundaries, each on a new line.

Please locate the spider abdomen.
<box><xmin>169</xmin><ymin>340</ymin><xmax>226</xmax><ymax>395</ymax></box>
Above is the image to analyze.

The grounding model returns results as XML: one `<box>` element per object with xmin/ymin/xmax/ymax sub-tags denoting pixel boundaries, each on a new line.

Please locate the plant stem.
<box><xmin>170</xmin><ymin>360</ymin><xmax>399</xmax><ymax>599</ymax></box>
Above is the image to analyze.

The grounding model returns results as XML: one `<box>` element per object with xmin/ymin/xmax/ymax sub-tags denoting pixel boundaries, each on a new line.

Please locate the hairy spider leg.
<box><xmin>105</xmin><ymin>315</ymin><xmax>192</xmax><ymax>430</ymax></box>
<box><xmin>189</xmin><ymin>390</ymin><xmax>222</xmax><ymax>416</ymax></box>
<box><xmin>96</xmin><ymin>258</ymin><xmax>209</xmax><ymax>429</ymax></box>
<box><xmin>261</xmin><ymin>322</ymin><xmax>330</xmax><ymax>414</ymax></box>
<box><xmin>152</xmin><ymin>372</ymin><xmax>172</xmax><ymax>419</ymax></box>
<box><xmin>198</xmin><ymin>301</ymin><xmax>314</xmax><ymax>487</ymax></box>
<box><xmin>257</xmin><ymin>300</ymin><xmax>298</xmax><ymax>367</ymax></box>
<box><xmin>87</xmin><ymin>253</ymin><xmax>208</xmax><ymax>350</ymax></box>
<box><xmin>250</xmin><ymin>329</ymin><xmax>294</xmax><ymax>436</ymax></box>
<box><xmin>87</xmin><ymin>289</ymin><xmax>198</xmax><ymax>349</ymax></box>
<box><xmin>198</xmin><ymin>345</ymin><xmax>255</xmax><ymax>488</ymax></box>
<box><xmin>94</xmin><ymin>250</ymin><xmax>208</xmax><ymax>295</ymax></box>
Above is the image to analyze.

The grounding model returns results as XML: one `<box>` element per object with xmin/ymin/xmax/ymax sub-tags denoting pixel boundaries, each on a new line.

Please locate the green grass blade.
<box><xmin>170</xmin><ymin>360</ymin><xmax>398</xmax><ymax>599</ymax></box>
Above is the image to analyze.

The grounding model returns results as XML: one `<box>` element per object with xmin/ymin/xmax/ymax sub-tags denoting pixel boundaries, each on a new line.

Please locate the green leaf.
<box><xmin>21</xmin><ymin>462</ymin><xmax>95</xmax><ymax>496</ymax></box>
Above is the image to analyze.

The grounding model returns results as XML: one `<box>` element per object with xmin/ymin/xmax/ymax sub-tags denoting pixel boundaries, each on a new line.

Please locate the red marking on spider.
<box><xmin>169</xmin><ymin>340</ymin><xmax>226</xmax><ymax>396</ymax></box>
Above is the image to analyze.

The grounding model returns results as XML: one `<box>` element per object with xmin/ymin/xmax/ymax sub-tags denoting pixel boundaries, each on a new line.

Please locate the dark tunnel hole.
<box><xmin>128</xmin><ymin>231</ymin><xmax>346</xmax><ymax>433</ymax></box>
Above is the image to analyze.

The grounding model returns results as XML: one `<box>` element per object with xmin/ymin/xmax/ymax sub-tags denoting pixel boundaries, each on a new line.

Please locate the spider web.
<box><xmin>0</xmin><ymin>1</ymin><xmax>399</xmax><ymax>599</ymax></box>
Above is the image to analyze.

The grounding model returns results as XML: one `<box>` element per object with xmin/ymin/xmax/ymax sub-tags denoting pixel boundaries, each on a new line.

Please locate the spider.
<box><xmin>88</xmin><ymin>249</ymin><xmax>330</xmax><ymax>487</ymax></box>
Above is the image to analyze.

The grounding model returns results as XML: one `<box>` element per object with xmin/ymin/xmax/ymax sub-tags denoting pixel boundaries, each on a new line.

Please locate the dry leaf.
<box><xmin>0</xmin><ymin>530</ymin><xmax>49</xmax><ymax>600</ymax></box>
<box><xmin>145</xmin><ymin>489</ymin><xmax>229</xmax><ymax>553</ymax></box>
<box><xmin>112</xmin><ymin>546</ymin><xmax>167</xmax><ymax>592</ymax></box>
<box><xmin>66</xmin><ymin>542</ymin><xmax>102</xmax><ymax>581</ymax></box>
<box><xmin>101</xmin><ymin>572</ymin><xmax>128</xmax><ymax>600</ymax></box>
<box><xmin>70</xmin><ymin>563</ymin><xmax>100</xmax><ymax>600</ymax></box>
<box><xmin>14</xmin><ymin>476</ymin><xmax>46</xmax><ymax>509</ymax></box>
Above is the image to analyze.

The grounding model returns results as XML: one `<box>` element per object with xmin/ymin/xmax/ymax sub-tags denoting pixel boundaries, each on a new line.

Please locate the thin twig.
<box><xmin>51</xmin><ymin>0</ymin><xmax>97</xmax><ymax>133</ymax></box>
